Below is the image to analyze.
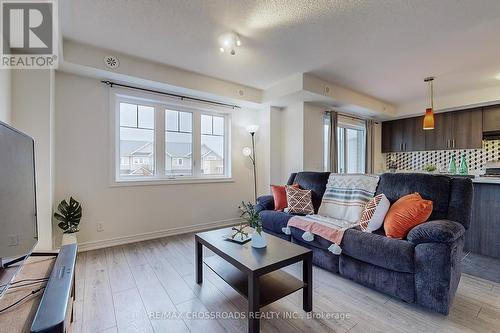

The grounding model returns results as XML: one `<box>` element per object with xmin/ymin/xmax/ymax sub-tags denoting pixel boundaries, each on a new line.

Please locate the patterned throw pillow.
<box><xmin>359</xmin><ymin>193</ymin><xmax>391</xmax><ymax>232</ymax></box>
<box><xmin>285</xmin><ymin>185</ymin><xmax>314</xmax><ymax>215</ymax></box>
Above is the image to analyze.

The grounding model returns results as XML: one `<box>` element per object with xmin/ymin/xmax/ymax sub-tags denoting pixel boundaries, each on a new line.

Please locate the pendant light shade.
<box><xmin>423</xmin><ymin>77</ymin><xmax>435</xmax><ymax>130</ymax></box>
<box><xmin>423</xmin><ymin>108</ymin><xmax>435</xmax><ymax>130</ymax></box>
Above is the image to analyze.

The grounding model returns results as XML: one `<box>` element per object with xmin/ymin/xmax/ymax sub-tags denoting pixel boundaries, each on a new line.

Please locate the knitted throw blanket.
<box><xmin>283</xmin><ymin>174</ymin><xmax>379</xmax><ymax>254</ymax></box>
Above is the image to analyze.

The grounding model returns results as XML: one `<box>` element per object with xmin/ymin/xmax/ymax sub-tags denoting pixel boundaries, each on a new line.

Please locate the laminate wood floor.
<box><xmin>74</xmin><ymin>234</ymin><xmax>500</xmax><ymax>333</ymax></box>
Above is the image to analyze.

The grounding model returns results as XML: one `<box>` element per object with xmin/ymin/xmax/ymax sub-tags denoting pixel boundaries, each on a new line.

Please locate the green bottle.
<box><xmin>459</xmin><ymin>154</ymin><xmax>468</xmax><ymax>175</ymax></box>
<box><xmin>448</xmin><ymin>154</ymin><xmax>457</xmax><ymax>174</ymax></box>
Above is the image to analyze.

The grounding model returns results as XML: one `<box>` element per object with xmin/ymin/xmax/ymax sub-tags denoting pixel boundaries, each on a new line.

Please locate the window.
<box><xmin>324</xmin><ymin>114</ymin><xmax>366</xmax><ymax>173</ymax></box>
<box><xmin>166</xmin><ymin>110</ymin><xmax>192</xmax><ymax>176</ymax></box>
<box><xmin>113</xmin><ymin>92</ymin><xmax>231</xmax><ymax>183</ymax></box>
<box><xmin>201</xmin><ymin>114</ymin><xmax>225</xmax><ymax>176</ymax></box>
<box><xmin>119</xmin><ymin>103</ymin><xmax>155</xmax><ymax>177</ymax></box>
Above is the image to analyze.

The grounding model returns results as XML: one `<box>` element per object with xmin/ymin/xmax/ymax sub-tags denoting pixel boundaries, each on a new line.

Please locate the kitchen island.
<box><xmin>465</xmin><ymin>180</ymin><xmax>500</xmax><ymax>258</ymax></box>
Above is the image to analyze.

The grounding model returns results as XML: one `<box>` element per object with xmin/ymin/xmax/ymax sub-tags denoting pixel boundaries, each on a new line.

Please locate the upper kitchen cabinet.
<box><xmin>483</xmin><ymin>105</ymin><xmax>500</xmax><ymax>135</ymax></box>
<box><xmin>426</xmin><ymin>109</ymin><xmax>482</xmax><ymax>150</ymax></box>
<box><xmin>381</xmin><ymin>116</ymin><xmax>428</xmax><ymax>153</ymax></box>
<box><xmin>382</xmin><ymin>108</ymin><xmax>484</xmax><ymax>153</ymax></box>
<box><xmin>402</xmin><ymin>116</ymin><xmax>426</xmax><ymax>151</ymax></box>
<box><xmin>452</xmin><ymin>108</ymin><xmax>483</xmax><ymax>149</ymax></box>
<box><xmin>382</xmin><ymin>120</ymin><xmax>403</xmax><ymax>153</ymax></box>
<box><xmin>424</xmin><ymin>112</ymin><xmax>454</xmax><ymax>150</ymax></box>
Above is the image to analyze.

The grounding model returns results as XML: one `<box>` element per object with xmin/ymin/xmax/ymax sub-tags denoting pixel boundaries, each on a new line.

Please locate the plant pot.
<box><xmin>251</xmin><ymin>232</ymin><xmax>266</xmax><ymax>248</ymax></box>
<box><xmin>61</xmin><ymin>233</ymin><xmax>78</xmax><ymax>246</ymax></box>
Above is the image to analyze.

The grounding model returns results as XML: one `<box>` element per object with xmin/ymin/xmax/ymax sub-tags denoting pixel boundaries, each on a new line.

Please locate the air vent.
<box><xmin>104</xmin><ymin>56</ymin><xmax>119</xmax><ymax>69</ymax></box>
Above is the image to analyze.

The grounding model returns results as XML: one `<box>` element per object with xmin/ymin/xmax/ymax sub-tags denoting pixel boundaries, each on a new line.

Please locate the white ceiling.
<box><xmin>61</xmin><ymin>0</ymin><xmax>500</xmax><ymax>105</ymax></box>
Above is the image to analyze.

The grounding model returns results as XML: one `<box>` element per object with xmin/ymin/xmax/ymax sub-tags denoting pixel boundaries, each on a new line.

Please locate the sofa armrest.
<box><xmin>407</xmin><ymin>220</ymin><xmax>465</xmax><ymax>245</ymax></box>
<box><xmin>256</xmin><ymin>195</ymin><xmax>274</xmax><ymax>212</ymax></box>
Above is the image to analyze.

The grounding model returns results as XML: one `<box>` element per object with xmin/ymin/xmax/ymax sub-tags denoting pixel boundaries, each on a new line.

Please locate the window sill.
<box><xmin>110</xmin><ymin>177</ymin><xmax>234</xmax><ymax>187</ymax></box>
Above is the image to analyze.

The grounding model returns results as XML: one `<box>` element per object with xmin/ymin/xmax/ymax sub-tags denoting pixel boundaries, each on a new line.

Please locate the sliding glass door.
<box><xmin>325</xmin><ymin>114</ymin><xmax>366</xmax><ymax>173</ymax></box>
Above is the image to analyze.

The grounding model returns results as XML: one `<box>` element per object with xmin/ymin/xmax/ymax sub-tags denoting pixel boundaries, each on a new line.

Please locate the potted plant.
<box><xmin>239</xmin><ymin>201</ymin><xmax>266</xmax><ymax>248</ymax></box>
<box><xmin>54</xmin><ymin>197</ymin><xmax>82</xmax><ymax>245</ymax></box>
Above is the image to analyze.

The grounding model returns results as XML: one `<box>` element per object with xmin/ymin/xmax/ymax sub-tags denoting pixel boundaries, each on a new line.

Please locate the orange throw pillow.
<box><xmin>384</xmin><ymin>193</ymin><xmax>433</xmax><ymax>239</ymax></box>
<box><xmin>271</xmin><ymin>184</ymin><xmax>299</xmax><ymax>211</ymax></box>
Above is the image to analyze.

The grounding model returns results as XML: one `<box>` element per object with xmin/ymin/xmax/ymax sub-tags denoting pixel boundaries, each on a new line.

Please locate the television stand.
<box><xmin>2</xmin><ymin>252</ymin><xmax>58</xmax><ymax>268</ymax></box>
<box><xmin>0</xmin><ymin>245</ymin><xmax>77</xmax><ymax>333</ymax></box>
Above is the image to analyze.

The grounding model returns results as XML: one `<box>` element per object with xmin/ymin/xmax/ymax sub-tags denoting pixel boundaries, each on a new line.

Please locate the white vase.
<box><xmin>251</xmin><ymin>232</ymin><xmax>267</xmax><ymax>248</ymax></box>
<box><xmin>61</xmin><ymin>233</ymin><xmax>78</xmax><ymax>246</ymax></box>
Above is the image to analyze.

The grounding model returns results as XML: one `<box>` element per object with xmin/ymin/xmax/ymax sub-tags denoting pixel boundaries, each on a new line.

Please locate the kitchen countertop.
<box><xmin>377</xmin><ymin>170</ymin><xmax>500</xmax><ymax>184</ymax></box>
<box><xmin>472</xmin><ymin>177</ymin><xmax>500</xmax><ymax>184</ymax></box>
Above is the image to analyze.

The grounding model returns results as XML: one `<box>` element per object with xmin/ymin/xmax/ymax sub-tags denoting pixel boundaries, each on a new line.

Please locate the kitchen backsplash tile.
<box><xmin>385</xmin><ymin>140</ymin><xmax>500</xmax><ymax>173</ymax></box>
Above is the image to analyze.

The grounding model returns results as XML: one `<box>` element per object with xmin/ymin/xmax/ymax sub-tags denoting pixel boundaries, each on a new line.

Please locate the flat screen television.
<box><xmin>0</xmin><ymin>121</ymin><xmax>38</xmax><ymax>297</ymax></box>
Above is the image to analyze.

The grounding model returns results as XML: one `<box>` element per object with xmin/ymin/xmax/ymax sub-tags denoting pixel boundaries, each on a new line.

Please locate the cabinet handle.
<box><xmin>452</xmin><ymin>139</ymin><xmax>455</xmax><ymax>148</ymax></box>
<box><xmin>404</xmin><ymin>143</ymin><xmax>407</xmax><ymax>151</ymax></box>
<box><xmin>400</xmin><ymin>143</ymin><xmax>403</xmax><ymax>151</ymax></box>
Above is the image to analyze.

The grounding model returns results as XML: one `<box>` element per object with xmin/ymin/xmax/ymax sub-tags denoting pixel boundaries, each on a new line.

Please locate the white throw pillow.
<box><xmin>359</xmin><ymin>193</ymin><xmax>390</xmax><ymax>232</ymax></box>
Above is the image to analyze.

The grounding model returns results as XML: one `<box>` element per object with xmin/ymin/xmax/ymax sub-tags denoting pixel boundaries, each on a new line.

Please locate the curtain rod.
<box><xmin>325</xmin><ymin>110</ymin><xmax>379</xmax><ymax>124</ymax></box>
<box><xmin>101</xmin><ymin>80</ymin><xmax>240</xmax><ymax>109</ymax></box>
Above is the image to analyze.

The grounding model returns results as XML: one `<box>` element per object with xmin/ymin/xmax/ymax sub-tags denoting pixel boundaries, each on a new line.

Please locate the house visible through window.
<box><xmin>114</xmin><ymin>92</ymin><xmax>230</xmax><ymax>182</ymax></box>
<box><xmin>119</xmin><ymin>102</ymin><xmax>155</xmax><ymax>177</ymax></box>
<box><xmin>166</xmin><ymin>110</ymin><xmax>192</xmax><ymax>176</ymax></box>
<box><xmin>201</xmin><ymin>114</ymin><xmax>225</xmax><ymax>176</ymax></box>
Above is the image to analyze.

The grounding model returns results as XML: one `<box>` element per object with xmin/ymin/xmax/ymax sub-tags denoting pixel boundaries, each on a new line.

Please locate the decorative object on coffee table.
<box><xmin>242</xmin><ymin>124</ymin><xmax>259</xmax><ymax>202</ymax></box>
<box><xmin>195</xmin><ymin>227</ymin><xmax>312</xmax><ymax>333</ymax></box>
<box><xmin>239</xmin><ymin>201</ymin><xmax>266</xmax><ymax>248</ymax></box>
<box><xmin>54</xmin><ymin>197</ymin><xmax>82</xmax><ymax>245</ymax></box>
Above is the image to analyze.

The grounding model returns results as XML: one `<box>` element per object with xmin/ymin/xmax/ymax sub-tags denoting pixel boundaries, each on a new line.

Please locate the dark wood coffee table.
<box><xmin>195</xmin><ymin>227</ymin><xmax>313</xmax><ymax>333</ymax></box>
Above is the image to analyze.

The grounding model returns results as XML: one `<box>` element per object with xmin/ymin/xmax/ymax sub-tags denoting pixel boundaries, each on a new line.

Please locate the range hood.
<box><xmin>483</xmin><ymin>131</ymin><xmax>500</xmax><ymax>140</ymax></box>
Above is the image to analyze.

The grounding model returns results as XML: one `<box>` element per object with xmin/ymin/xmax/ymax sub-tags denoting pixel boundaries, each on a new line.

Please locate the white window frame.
<box><xmin>109</xmin><ymin>88</ymin><xmax>233</xmax><ymax>186</ymax></box>
<box><xmin>337</xmin><ymin>115</ymin><xmax>366</xmax><ymax>174</ymax></box>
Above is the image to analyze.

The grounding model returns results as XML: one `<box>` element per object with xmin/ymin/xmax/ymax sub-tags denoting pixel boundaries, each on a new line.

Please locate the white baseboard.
<box><xmin>77</xmin><ymin>218</ymin><xmax>241</xmax><ymax>252</ymax></box>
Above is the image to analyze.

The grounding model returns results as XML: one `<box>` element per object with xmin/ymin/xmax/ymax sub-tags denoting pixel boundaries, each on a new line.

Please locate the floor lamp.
<box><xmin>243</xmin><ymin>125</ymin><xmax>259</xmax><ymax>203</ymax></box>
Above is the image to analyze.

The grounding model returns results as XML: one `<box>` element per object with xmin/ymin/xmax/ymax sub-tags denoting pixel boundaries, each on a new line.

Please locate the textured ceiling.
<box><xmin>61</xmin><ymin>0</ymin><xmax>500</xmax><ymax>104</ymax></box>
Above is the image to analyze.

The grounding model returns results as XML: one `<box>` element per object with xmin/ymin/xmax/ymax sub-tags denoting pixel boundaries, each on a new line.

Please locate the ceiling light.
<box><xmin>218</xmin><ymin>32</ymin><xmax>241</xmax><ymax>56</ymax></box>
<box><xmin>495</xmin><ymin>73</ymin><xmax>500</xmax><ymax>80</ymax></box>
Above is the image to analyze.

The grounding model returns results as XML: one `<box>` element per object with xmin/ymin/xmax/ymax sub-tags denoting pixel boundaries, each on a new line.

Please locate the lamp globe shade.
<box><xmin>242</xmin><ymin>147</ymin><xmax>252</xmax><ymax>157</ymax></box>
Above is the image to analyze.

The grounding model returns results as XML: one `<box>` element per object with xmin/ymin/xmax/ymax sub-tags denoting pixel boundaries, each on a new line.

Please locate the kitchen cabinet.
<box><xmin>424</xmin><ymin>112</ymin><xmax>453</xmax><ymax>150</ymax></box>
<box><xmin>382</xmin><ymin>107</ymin><xmax>483</xmax><ymax>153</ymax></box>
<box><xmin>483</xmin><ymin>105</ymin><xmax>500</xmax><ymax>133</ymax></box>
<box><xmin>381</xmin><ymin>117</ymin><xmax>424</xmax><ymax>153</ymax></box>
<box><xmin>465</xmin><ymin>182</ymin><xmax>500</xmax><ymax>258</ymax></box>
<box><xmin>452</xmin><ymin>108</ymin><xmax>482</xmax><ymax>149</ymax></box>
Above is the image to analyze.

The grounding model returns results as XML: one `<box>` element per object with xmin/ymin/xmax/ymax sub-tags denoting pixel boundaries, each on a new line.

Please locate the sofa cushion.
<box><xmin>339</xmin><ymin>255</ymin><xmax>415</xmax><ymax>303</ymax></box>
<box><xmin>288</xmin><ymin>172</ymin><xmax>331</xmax><ymax>213</ymax></box>
<box><xmin>285</xmin><ymin>186</ymin><xmax>314</xmax><ymax>215</ymax></box>
<box><xmin>376</xmin><ymin>173</ymin><xmax>450</xmax><ymax>221</ymax></box>
<box><xmin>270</xmin><ymin>184</ymin><xmax>300</xmax><ymax>211</ymax></box>
<box><xmin>341</xmin><ymin>228</ymin><xmax>415</xmax><ymax>273</ymax></box>
<box><xmin>291</xmin><ymin>236</ymin><xmax>340</xmax><ymax>273</ymax></box>
<box><xmin>289</xmin><ymin>226</ymin><xmax>335</xmax><ymax>251</ymax></box>
<box><xmin>383</xmin><ymin>193</ymin><xmax>433</xmax><ymax>239</ymax></box>
<box><xmin>259</xmin><ymin>210</ymin><xmax>294</xmax><ymax>235</ymax></box>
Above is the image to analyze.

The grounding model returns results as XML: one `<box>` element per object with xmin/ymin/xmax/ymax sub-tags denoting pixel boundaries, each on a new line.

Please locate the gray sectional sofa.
<box><xmin>256</xmin><ymin>172</ymin><xmax>473</xmax><ymax>315</ymax></box>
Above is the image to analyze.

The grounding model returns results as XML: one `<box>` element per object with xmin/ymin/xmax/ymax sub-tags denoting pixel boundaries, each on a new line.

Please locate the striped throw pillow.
<box><xmin>359</xmin><ymin>193</ymin><xmax>390</xmax><ymax>232</ymax></box>
<box><xmin>285</xmin><ymin>186</ymin><xmax>314</xmax><ymax>215</ymax></box>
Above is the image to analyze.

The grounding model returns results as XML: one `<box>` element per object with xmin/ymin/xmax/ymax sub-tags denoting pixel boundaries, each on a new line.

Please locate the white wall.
<box><xmin>280</xmin><ymin>102</ymin><xmax>304</xmax><ymax>183</ymax></box>
<box><xmin>11</xmin><ymin>70</ymin><xmax>54</xmax><ymax>251</ymax></box>
<box><xmin>303</xmin><ymin>103</ymin><xmax>327</xmax><ymax>172</ymax></box>
<box><xmin>0</xmin><ymin>70</ymin><xmax>11</xmax><ymax>124</ymax></box>
<box><xmin>269</xmin><ymin>107</ymin><xmax>282</xmax><ymax>185</ymax></box>
<box><xmin>54</xmin><ymin>72</ymin><xmax>262</xmax><ymax>248</ymax></box>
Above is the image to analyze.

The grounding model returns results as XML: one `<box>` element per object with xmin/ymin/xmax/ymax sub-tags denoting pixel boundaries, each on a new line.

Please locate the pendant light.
<box><xmin>423</xmin><ymin>77</ymin><xmax>435</xmax><ymax>130</ymax></box>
